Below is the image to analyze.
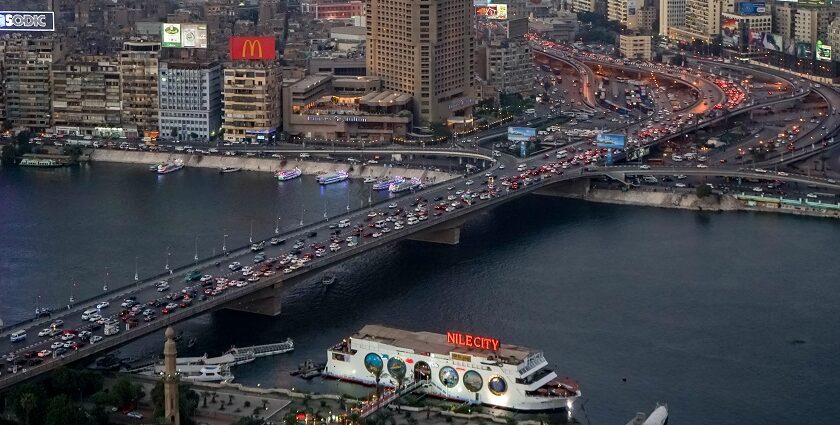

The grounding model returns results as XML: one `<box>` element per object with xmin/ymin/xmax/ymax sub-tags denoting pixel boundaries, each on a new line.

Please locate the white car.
<box><xmin>51</xmin><ymin>341</ymin><xmax>63</xmax><ymax>349</ymax></box>
<box><xmin>126</xmin><ymin>412</ymin><xmax>143</xmax><ymax>419</ymax></box>
<box><xmin>696</xmin><ymin>164</ymin><xmax>708</xmax><ymax>168</ymax></box>
<box><xmin>806</xmin><ymin>193</ymin><xmax>818</xmax><ymax>199</ymax></box>
<box><xmin>38</xmin><ymin>328</ymin><xmax>51</xmax><ymax>337</ymax></box>
<box><xmin>639</xmin><ymin>165</ymin><xmax>651</xmax><ymax>170</ymax></box>
<box><xmin>777</xmin><ymin>171</ymin><xmax>789</xmax><ymax>176</ymax></box>
<box><xmin>465</xmin><ymin>180</ymin><xmax>474</xmax><ymax>185</ymax></box>
<box><xmin>200</xmin><ymin>275</ymin><xmax>213</xmax><ymax>282</ymax></box>
<box><xmin>752</xmin><ymin>187</ymin><xmax>763</xmax><ymax>193</ymax></box>
<box><xmin>96</xmin><ymin>301</ymin><xmax>109</xmax><ymax>309</ymax></box>
<box><xmin>88</xmin><ymin>314</ymin><xmax>102</xmax><ymax>322</ymax></box>
<box><xmin>675</xmin><ymin>182</ymin><xmax>687</xmax><ymax>188</ymax></box>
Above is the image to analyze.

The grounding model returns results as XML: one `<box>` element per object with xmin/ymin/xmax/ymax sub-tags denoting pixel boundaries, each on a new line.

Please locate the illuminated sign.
<box><xmin>736</xmin><ymin>2</ymin><xmax>766</xmax><ymax>14</ymax></box>
<box><xmin>446</xmin><ymin>331</ymin><xmax>500</xmax><ymax>351</ymax></box>
<box><xmin>476</xmin><ymin>4</ymin><xmax>508</xmax><ymax>20</ymax></box>
<box><xmin>0</xmin><ymin>11</ymin><xmax>55</xmax><ymax>31</ymax></box>
<box><xmin>596</xmin><ymin>133</ymin><xmax>626</xmax><ymax>149</ymax></box>
<box><xmin>816</xmin><ymin>40</ymin><xmax>832</xmax><ymax>61</ymax></box>
<box><xmin>230</xmin><ymin>36</ymin><xmax>277</xmax><ymax>60</ymax></box>
<box><xmin>507</xmin><ymin>126</ymin><xmax>536</xmax><ymax>142</ymax></box>
<box><xmin>161</xmin><ymin>23</ymin><xmax>207</xmax><ymax>48</ymax></box>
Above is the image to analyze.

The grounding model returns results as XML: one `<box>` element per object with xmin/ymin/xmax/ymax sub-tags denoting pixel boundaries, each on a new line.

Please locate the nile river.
<box><xmin>1</xmin><ymin>163</ymin><xmax>839</xmax><ymax>424</ymax></box>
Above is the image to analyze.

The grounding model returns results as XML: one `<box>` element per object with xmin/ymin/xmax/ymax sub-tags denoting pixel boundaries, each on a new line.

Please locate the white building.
<box><xmin>158</xmin><ymin>60</ymin><xmax>223</xmax><ymax>141</ymax></box>
<box><xmin>659</xmin><ymin>0</ymin><xmax>686</xmax><ymax>36</ymax></box>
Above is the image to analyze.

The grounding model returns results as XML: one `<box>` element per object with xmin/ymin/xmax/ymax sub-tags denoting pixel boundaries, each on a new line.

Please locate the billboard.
<box><xmin>721</xmin><ymin>18</ymin><xmax>740</xmax><ymax>47</ymax></box>
<box><xmin>230</xmin><ymin>36</ymin><xmax>277</xmax><ymax>60</ymax></box>
<box><xmin>161</xmin><ymin>23</ymin><xmax>207</xmax><ymax>48</ymax></box>
<box><xmin>595</xmin><ymin>133</ymin><xmax>626</xmax><ymax>149</ymax></box>
<box><xmin>816</xmin><ymin>40</ymin><xmax>832</xmax><ymax>61</ymax></box>
<box><xmin>736</xmin><ymin>2</ymin><xmax>766</xmax><ymax>14</ymax></box>
<box><xmin>795</xmin><ymin>42</ymin><xmax>812</xmax><ymax>59</ymax></box>
<box><xmin>0</xmin><ymin>11</ymin><xmax>55</xmax><ymax>31</ymax></box>
<box><xmin>507</xmin><ymin>127</ymin><xmax>536</xmax><ymax>142</ymax></box>
<box><xmin>761</xmin><ymin>33</ymin><xmax>783</xmax><ymax>51</ymax></box>
<box><xmin>476</xmin><ymin>4</ymin><xmax>508</xmax><ymax>19</ymax></box>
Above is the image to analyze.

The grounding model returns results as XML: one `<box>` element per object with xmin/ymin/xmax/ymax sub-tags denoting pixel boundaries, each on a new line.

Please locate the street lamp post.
<box><xmin>222</xmin><ymin>230</ymin><xmax>228</xmax><ymax>254</ymax></box>
<box><xmin>194</xmin><ymin>235</ymin><xmax>199</xmax><ymax>264</ymax></box>
<box><xmin>166</xmin><ymin>247</ymin><xmax>171</xmax><ymax>275</ymax></box>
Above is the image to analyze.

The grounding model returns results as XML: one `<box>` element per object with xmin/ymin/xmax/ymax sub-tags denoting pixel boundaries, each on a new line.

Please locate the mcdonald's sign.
<box><xmin>230</xmin><ymin>36</ymin><xmax>276</xmax><ymax>60</ymax></box>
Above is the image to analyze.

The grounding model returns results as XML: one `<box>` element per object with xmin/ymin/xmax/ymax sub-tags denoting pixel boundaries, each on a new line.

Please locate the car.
<box><xmin>126</xmin><ymin>412</ymin><xmax>144</xmax><ymax>419</ymax></box>
<box><xmin>806</xmin><ymin>193</ymin><xmax>818</xmax><ymax>199</ymax></box>
<box><xmin>777</xmin><ymin>171</ymin><xmax>789</xmax><ymax>176</ymax></box>
<box><xmin>228</xmin><ymin>262</ymin><xmax>242</xmax><ymax>271</ymax></box>
<box><xmin>696</xmin><ymin>164</ymin><xmax>708</xmax><ymax>168</ymax></box>
<box><xmin>675</xmin><ymin>182</ymin><xmax>687</xmax><ymax>188</ymax></box>
<box><xmin>51</xmin><ymin>319</ymin><xmax>64</xmax><ymax>327</ymax></box>
<box><xmin>752</xmin><ymin>187</ymin><xmax>763</xmax><ymax>193</ymax></box>
<box><xmin>96</xmin><ymin>301</ymin><xmax>109</xmax><ymax>309</ymax></box>
<box><xmin>38</xmin><ymin>328</ymin><xmax>51</xmax><ymax>337</ymax></box>
<box><xmin>51</xmin><ymin>341</ymin><xmax>63</xmax><ymax>349</ymax></box>
<box><xmin>639</xmin><ymin>164</ymin><xmax>651</xmax><ymax>170</ymax></box>
<box><xmin>37</xmin><ymin>350</ymin><xmax>52</xmax><ymax>358</ymax></box>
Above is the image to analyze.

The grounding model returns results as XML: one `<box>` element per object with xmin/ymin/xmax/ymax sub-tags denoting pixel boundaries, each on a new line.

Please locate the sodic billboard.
<box><xmin>507</xmin><ymin>127</ymin><xmax>536</xmax><ymax>142</ymax></box>
<box><xmin>736</xmin><ymin>2</ymin><xmax>766</xmax><ymax>14</ymax></box>
<box><xmin>161</xmin><ymin>23</ymin><xmax>208</xmax><ymax>48</ymax></box>
<box><xmin>596</xmin><ymin>133</ymin><xmax>626</xmax><ymax>149</ymax></box>
<box><xmin>0</xmin><ymin>11</ymin><xmax>55</xmax><ymax>31</ymax></box>
<box><xmin>721</xmin><ymin>18</ymin><xmax>740</xmax><ymax>48</ymax></box>
<box><xmin>230</xmin><ymin>36</ymin><xmax>277</xmax><ymax>60</ymax></box>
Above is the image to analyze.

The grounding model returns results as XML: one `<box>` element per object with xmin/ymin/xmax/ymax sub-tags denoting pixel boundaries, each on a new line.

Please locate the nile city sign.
<box><xmin>447</xmin><ymin>331</ymin><xmax>500</xmax><ymax>351</ymax></box>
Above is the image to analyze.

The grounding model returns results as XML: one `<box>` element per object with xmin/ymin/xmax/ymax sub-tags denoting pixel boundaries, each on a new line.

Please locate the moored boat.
<box><xmin>324</xmin><ymin>325</ymin><xmax>580</xmax><ymax>412</ymax></box>
<box><xmin>363</xmin><ymin>176</ymin><xmax>377</xmax><ymax>183</ymax></box>
<box><xmin>388</xmin><ymin>178</ymin><xmax>422</xmax><ymax>193</ymax></box>
<box><xmin>157</xmin><ymin>159</ymin><xmax>184</xmax><ymax>174</ymax></box>
<box><xmin>19</xmin><ymin>158</ymin><xmax>65</xmax><ymax>168</ymax></box>
<box><xmin>220</xmin><ymin>167</ymin><xmax>241</xmax><ymax>173</ymax></box>
<box><xmin>373</xmin><ymin>177</ymin><xmax>402</xmax><ymax>190</ymax></box>
<box><xmin>318</xmin><ymin>171</ymin><xmax>349</xmax><ymax>185</ymax></box>
<box><xmin>276</xmin><ymin>168</ymin><xmax>302</xmax><ymax>181</ymax></box>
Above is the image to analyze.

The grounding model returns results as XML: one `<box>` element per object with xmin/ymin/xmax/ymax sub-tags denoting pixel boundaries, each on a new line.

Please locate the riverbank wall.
<box><xmin>88</xmin><ymin>150</ymin><xmax>459</xmax><ymax>182</ymax></box>
<box><xmin>546</xmin><ymin>185</ymin><xmax>840</xmax><ymax>219</ymax></box>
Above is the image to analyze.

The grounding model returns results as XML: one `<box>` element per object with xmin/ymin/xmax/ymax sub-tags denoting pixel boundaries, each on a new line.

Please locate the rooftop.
<box><xmin>359</xmin><ymin>91</ymin><xmax>412</xmax><ymax>106</ymax></box>
<box><xmin>352</xmin><ymin>325</ymin><xmax>534</xmax><ymax>364</ymax></box>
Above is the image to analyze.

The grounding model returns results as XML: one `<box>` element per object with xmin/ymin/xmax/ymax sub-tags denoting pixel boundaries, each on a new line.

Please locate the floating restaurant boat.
<box><xmin>388</xmin><ymin>178</ymin><xmax>421</xmax><ymax>193</ymax></box>
<box><xmin>157</xmin><ymin>159</ymin><xmax>184</xmax><ymax>174</ymax></box>
<box><xmin>318</xmin><ymin>171</ymin><xmax>349</xmax><ymax>185</ymax></box>
<box><xmin>276</xmin><ymin>168</ymin><xmax>302</xmax><ymax>181</ymax></box>
<box><xmin>19</xmin><ymin>158</ymin><xmax>64</xmax><ymax>168</ymax></box>
<box><xmin>324</xmin><ymin>325</ymin><xmax>581</xmax><ymax>412</ymax></box>
<box><xmin>373</xmin><ymin>177</ymin><xmax>402</xmax><ymax>191</ymax></box>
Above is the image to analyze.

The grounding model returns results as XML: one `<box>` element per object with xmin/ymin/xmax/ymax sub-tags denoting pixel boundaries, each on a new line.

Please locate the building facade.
<box><xmin>774</xmin><ymin>4</ymin><xmax>796</xmax><ymax>42</ymax></box>
<box><xmin>159</xmin><ymin>61</ymin><xmax>223</xmax><ymax>141</ymax></box>
<box><xmin>366</xmin><ymin>0</ymin><xmax>476</xmax><ymax>124</ymax></box>
<box><xmin>669</xmin><ymin>0</ymin><xmax>721</xmax><ymax>42</ymax></box>
<box><xmin>222</xmin><ymin>64</ymin><xmax>282</xmax><ymax>144</ymax></box>
<box><xmin>478</xmin><ymin>39</ymin><xmax>534</xmax><ymax>95</ymax></box>
<box><xmin>51</xmin><ymin>56</ymin><xmax>122</xmax><ymax>136</ymax></box>
<box><xmin>794</xmin><ymin>8</ymin><xmax>836</xmax><ymax>45</ymax></box>
<box><xmin>2</xmin><ymin>38</ymin><xmax>62</xmax><ymax>133</ymax></box>
<box><xmin>619</xmin><ymin>34</ymin><xmax>652</xmax><ymax>60</ymax></box>
<box><xmin>119</xmin><ymin>41</ymin><xmax>161</xmax><ymax>133</ymax></box>
<box><xmin>659</xmin><ymin>0</ymin><xmax>686</xmax><ymax>36</ymax></box>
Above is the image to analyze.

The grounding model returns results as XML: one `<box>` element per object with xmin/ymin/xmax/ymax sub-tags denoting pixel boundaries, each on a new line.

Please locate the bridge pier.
<box><xmin>224</xmin><ymin>280</ymin><xmax>284</xmax><ymax>316</ymax></box>
<box><xmin>408</xmin><ymin>218</ymin><xmax>466</xmax><ymax>245</ymax></box>
<box><xmin>532</xmin><ymin>178</ymin><xmax>592</xmax><ymax>198</ymax></box>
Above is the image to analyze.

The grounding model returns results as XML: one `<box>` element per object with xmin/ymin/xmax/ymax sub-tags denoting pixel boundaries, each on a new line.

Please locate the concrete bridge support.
<box><xmin>533</xmin><ymin>177</ymin><xmax>592</xmax><ymax>198</ymax></box>
<box><xmin>224</xmin><ymin>280</ymin><xmax>283</xmax><ymax>316</ymax></box>
<box><xmin>408</xmin><ymin>218</ymin><xmax>466</xmax><ymax>245</ymax></box>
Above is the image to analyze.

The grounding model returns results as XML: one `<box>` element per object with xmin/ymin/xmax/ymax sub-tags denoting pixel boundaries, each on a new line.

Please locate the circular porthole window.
<box><xmin>364</xmin><ymin>353</ymin><xmax>383</xmax><ymax>375</ymax></box>
<box><xmin>438</xmin><ymin>366</ymin><xmax>459</xmax><ymax>388</ymax></box>
<box><xmin>463</xmin><ymin>370</ymin><xmax>483</xmax><ymax>392</ymax></box>
<box><xmin>488</xmin><ymin>376</ymin><xmax>507</xmax><ymax>395</ymax></box>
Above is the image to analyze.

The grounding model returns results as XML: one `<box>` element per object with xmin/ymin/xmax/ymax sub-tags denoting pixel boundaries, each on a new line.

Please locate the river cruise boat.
<box><xmin>324</xmin><ymin>325</ymin><xmax>580</xmax><ymax>412</ymax></box>
<box><xmin>157</xmin><ymin>159</ymin><xmax>184</xmax><ymax>174</ymax></box>
<box><xmin>389</xmin><ymin>178</ymin><xmax>422</xmax><ymax>193</ymax></box>
<box><xmin>318</xmin><ymin>171</ymin><xmax>349</xmax><ymax>185</ymax></box>
<box><xmin>373</xmin><ymin>177</ymin><xmax>401</xmax><ymax>190</ymax></box>
<box><xmin>19</xmin><ymin>158</ymin><xmax>64</xmax><ymax>167</ymax></box>
<box><xmin>277</xmin><ymin>168</ymin><xmax>302</xmax><ymax>181</ymax></box>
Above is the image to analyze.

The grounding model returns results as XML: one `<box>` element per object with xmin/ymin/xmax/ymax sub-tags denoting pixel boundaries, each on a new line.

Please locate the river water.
<box><xmin>1</xmin><ymin>163</ymin><xmax>839</xmax><ymax>425</ymax></box>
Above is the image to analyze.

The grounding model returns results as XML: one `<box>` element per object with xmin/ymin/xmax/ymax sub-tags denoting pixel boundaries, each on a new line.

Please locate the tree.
<box><xmin>62</xmin><ymin>145</ymin><xmax>84</xmax><ymax>162</ymax></box>
<box><xmin>15</xmin><ymin>132</ymin><xmax>32</xmax><ymax>156</ymax></box>
<box><xmin>429</xmin><ymin>121</ymin><xmax>452</xmax><ymax>140</ymax></box>
<box><xmin>695</xmin><ymin>184</ymin><xmax>712</xmax><ymax>198</ymax></box>
<box><xmin>111</xmin><ymin>377</ymin><xmax>145</xmax><ymax>410</ymax></box>
<box><xmin>11</xmin><ymin>384</ymin><xmax>46</xmax><ymax>425</ymax></box>
<box><xmin>1</xmin><ymin>144</ymin><xmax>16</xmax><ymax>165</ymax></box>
<box><xmin>44</xmin><ymin>395</ymin><xmax>86</xmax><ymax>425</ymax></box>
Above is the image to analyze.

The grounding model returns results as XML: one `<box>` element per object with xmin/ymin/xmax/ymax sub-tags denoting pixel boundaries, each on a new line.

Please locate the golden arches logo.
<box><xmin>242</xmin><ymin>39</ymin><xmax>263</xmax><ymax>58</ymax></box>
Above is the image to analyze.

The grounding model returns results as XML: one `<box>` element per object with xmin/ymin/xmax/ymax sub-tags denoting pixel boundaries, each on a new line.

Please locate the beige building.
<box><xmin>669</xmin><ymin>0</ymin><xmax>721</xmax><ymax>42</ymax></box>
<box><xmin>476</xmin><ymin>39</ymin><xmax>534</xmax><ymax>95</ymax></box>
<box><xmin>659</xmin><ymin>0</ymin><xmax>686</xmax><ymax>36</ymax></box>
<box><xmin>774</xmin><ymin>4</ymin><xmax>796</xmax><ymax>42</ymax></box>
<box><xmin>573</xmin><ymin>0</ymin><xmax>598</xmax><ymax>13</ymax></box>
<box><xmin>222</xmin><ymin>64</ymin><xmax>282</xmax><ymax>144</ymax></box>
<box><xmin>628</xmin><ymin>7</ymin><xmax>657</xmax><ymax>33</ymax></box>
<box><xmin>119</xmin><ymin>41</ymin><xmax>160</xmax><ymax>133</ymax></box>
<box><xmin>828</xmin><ymin>18</ymin><xmax>840</xmax><ymax>52</ymax></box>
<box><xmin>529</xmin><ymin>14</ymin><xmax>580</xmax><ymax>42</ymax></box>
<box><xmin>794</xmin><ymin>8</ymin><xmax>836</xmax><ymax>45</ymax></box>
<box><xmin>51</xmin><ymin>56</ymin><xmax>122</xmax><ymax>136</ymax></box>
<box><xmin>281</xmin><ymin>74</ymin><xmax>412</xmax><ymax>142</ymax></box>
<box><xmin>366</xmin><ymin>0</ymin><xmax>475</xmax><ymax>124</ymax></box>
<box><xmin>619</xmin><ymin>34</ymin><xmax>652</xmax><ymax>60</ymax></box>
<box><xmin>2</xmin><ymin>38</ymin><xmax>63</xmax><ymax>133</ymax></box>
<box><xmin>607</xmin><ymin>0</ymin><xmax>630</xmax><ymax>25</ymax></box>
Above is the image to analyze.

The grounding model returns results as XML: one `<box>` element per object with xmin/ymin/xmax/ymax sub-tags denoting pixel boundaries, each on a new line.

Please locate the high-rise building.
<box><xmin>51</xmin><ymin>55</ymin><xmax>122</xmax><ymax>136</ymax></box>
<box><xmin>619</xmin><ymin>34</ymin><xmax>652</xmax><ymax>60</ymax></box>
<box><xmin>607</xmin><ymin>0</ymin><xmax>630</xmax><ymax>25</ymax></box>
<box><xmin>573</xmin><ymin>0</ymin><xmax>598</xmax><ymax>13</ymax></box>
<box><xmin>774</xmin><ymin>4</ymin><xmax>796</xmax><ymax>41</ymax></box>
<box><xmin>222</xmin><ymin>64</ymin><xmax>283</xmax><ymax>144</ymax></box>
<box><xmin>669</xmin><ymin>0</ymin><xmax>721</xmax><ymax>42</ymax></box>
<box><xmin>659</xmin><ymin>0</ymin><xmax>686</xmax><ymax>36</ymax></box>
<box><xmin>159</xmin><ymin>60</ymin><xmax>223</xmax><ymax>141</ymax></box>
<box><xmin>477</xmin><ymin>0</ymin><xmax>533</xmax><ymax>96</ymax></box>
<box><xmin>119</xmin><ymin>41</ymin><xmax>161</xmax><ymax>133</ymax></box>
<box><xmin>366</xmin><ymin>0</ymin><xmax>475</xmax><ymax>124</ymax></box>
<box><xmin>795</xmin><ymin>8</ymin><xmax>836</xmax><ymax>45</ymax></box>
<box><xmin>2</xmin><ymin>38</ymin><xmax>63</xmax><ymax>133</ymax></box>
<box><xmin>827</xmin><ymin>18</ymin><xmax>840</xmax><ymax>51</ymax></box>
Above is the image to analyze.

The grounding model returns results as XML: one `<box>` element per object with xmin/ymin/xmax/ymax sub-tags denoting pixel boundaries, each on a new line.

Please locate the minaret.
<box><xmin>163</xmin><ymin>327</ymin><xmax>181</xmax><ymax>425</ymax></box>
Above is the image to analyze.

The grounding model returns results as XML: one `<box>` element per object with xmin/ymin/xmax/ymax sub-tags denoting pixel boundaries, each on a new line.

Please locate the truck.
<box><xmin>104</xmin><ymin>323</ymin><xmax>120</xmax><ymax>336</ymax></box>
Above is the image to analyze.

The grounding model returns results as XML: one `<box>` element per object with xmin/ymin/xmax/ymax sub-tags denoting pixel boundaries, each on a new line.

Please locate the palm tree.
<box><xmin>16</xmin><ymin>392</ymin><xmax>38</xmax><ymax>425</ymax></box>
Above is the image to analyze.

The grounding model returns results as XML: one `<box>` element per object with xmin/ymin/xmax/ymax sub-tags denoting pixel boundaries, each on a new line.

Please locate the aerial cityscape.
<box><xmin>0</xmin><ymin>0</ymin><xmax>838</xmax><ymax>424</ymax></box>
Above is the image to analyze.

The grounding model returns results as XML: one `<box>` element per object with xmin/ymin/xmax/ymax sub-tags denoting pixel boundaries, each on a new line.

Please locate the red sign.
<box><xmin>229</xmin><ymin>36</ymin><xmax>276</xmax><ymax>60</ymax></box>
<box><xmin>447</xmin><ymin>332</ymin><xmax>500</xmax><ymax>351</ymax></box>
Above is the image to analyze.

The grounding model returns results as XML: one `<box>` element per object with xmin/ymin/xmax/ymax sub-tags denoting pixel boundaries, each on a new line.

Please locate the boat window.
<box><xmin>489</xmin><ymin>376</ymin><xmax>507</xmax><ymax>395</ymax></box>
<box><xmin>463</xmin><ymin>370</ymin><xmax>483</xmax><ymax>392</ymax></box>
<box><xmin>439</xmin><ymin>366</ymin><xmax>459</xmax><ymax>388</ymax></box>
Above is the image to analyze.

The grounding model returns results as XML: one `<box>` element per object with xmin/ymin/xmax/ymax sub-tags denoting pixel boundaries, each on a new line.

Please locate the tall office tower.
<box><xmin>774</xmin><ymin>3</ymin><xmax>796</xmax><ymax>41</ymax></box>
<box><xmin>258</xmin><ymin>0</ymin><xmax>285</xmax><ymax>34</ymax></box>
<box><xmin>2</xmin><ymin>38</ymin><xmax>63</xmax><ymax>133</ymax></box>
<box><xmin>119</xmin><ymin>41</ymin><xmax>161</xmax><ymax>133</ymax></box>
<box><xmin>221</xmin><ymin>64</ymin><xmax>283</xmax><ymax>144</ymax></box>
<box><xmin>206</xmin><ymin>0</ymin><xmax>238</xmax><ymax>59</ymax></box>
<box><xmin>795</xmin><ymin>8</ymin><xmax>837</xmax><ymax>45</ymax></box>
<box><xmin>158</xmin><ymin>60</ymin><xmax>223</xmax><ymax>141</ymax></box>
<box><xmin>51</xmin><ymin>55</ymin><xmax>122</xmax><ymax>136</ymax></box>
<box><xmin>366</xmin><ymin>0</ymin><xmax>475</xmax><ymax>124</ymax></box>
<box><xmin>573</xmin><ymin>0</ymin><xmax>598</xmax><ymax>13</ymax></box>
<box><xmin>477</xmin><ymin>0</ymin><xmax>533</xmax><ymax>95</ymax></box>
<box><xmin>607</xmin><ymin>0</ymin><xmax>630</xmax><ymax>25</ymax></box>
<box><xmin>659</xmin><ymin>0</ymin><xmax>686</xmax><ymax>36</ymax></box>
<box><xmin>670</xmin><ymin>0</ymin><xmax>721</xmax><ymax>42</ymax></box>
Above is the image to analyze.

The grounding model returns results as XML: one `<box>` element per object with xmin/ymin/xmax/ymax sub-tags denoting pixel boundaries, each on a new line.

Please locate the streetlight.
<box><xmin>194</xmin><ymin>235</ymin><xmax>199</xmax><ymax>263</ymax></box>
<box><xmin>134</xmin><ymin>256</ymin><xmax>139</xmax><ymax>282</ymax></box>
<box><xmin>222</xmin><ymin>229</ymin><xmax>228</xmax><ymax>254</ymax></box>
<box><xmin>165</xmin><ymin>246</ymin><xmax>171</xmax><ymax>275</ymax></box>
